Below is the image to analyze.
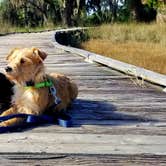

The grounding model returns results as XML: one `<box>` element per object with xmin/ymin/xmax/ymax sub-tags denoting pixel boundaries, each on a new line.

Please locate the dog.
<box><xmin>0</xmin><ymin>72</ymin><xmax>14</xmax><ymax>114</ymax></box>
<box><xmin>0</xmin><ymin>47</ymin><xmax>78</xmax><ymax>127</ymax></box>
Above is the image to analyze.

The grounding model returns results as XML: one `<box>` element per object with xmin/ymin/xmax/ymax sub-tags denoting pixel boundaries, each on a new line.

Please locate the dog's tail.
<box><xmin>69</xmin><ymin>81</ymin><xmax>78</xmax><ymax>100</ymax></box>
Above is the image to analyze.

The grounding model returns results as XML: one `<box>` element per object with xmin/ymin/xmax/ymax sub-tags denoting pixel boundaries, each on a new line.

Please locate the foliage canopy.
<box><xmin>0</xmin><ymin>0</ymin><xmax>165</xmax><ymax>27</ymax></box>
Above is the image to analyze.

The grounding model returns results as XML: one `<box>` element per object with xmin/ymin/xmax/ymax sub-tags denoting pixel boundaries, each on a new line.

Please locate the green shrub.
<box><xmin>55</xmin><ymin>29</ymin><xmax>90</xmax><ymax>48</ymax></box>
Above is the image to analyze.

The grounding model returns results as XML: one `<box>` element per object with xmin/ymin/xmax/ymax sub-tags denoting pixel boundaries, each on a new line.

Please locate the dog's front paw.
<box><xmin>0</xmin><ymin>122</ymin><xmax>8</xmax><ymax>127</ymax></box>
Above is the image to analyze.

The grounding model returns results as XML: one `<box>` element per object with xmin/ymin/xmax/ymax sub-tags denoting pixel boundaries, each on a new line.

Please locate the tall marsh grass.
<box><xmin>81</xmin><ymin>23</ymin><xmax>166</xmax><ymax>74</ymax></box>
<box><xmin>87</xmin><ymin>23</ymin><xmax>166</xmax><ymax>46</ymax></box>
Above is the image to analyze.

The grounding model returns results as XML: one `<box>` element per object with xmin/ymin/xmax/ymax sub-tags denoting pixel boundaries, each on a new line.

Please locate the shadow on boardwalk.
<box><xmin>70</xmin><ymin>99</ymin><xmax>157</xmax><ymax>127</ymax></box>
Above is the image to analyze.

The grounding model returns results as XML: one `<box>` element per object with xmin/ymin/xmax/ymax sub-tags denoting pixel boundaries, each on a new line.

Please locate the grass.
<box><xmin>0</xmin><ymin>21</ymin><xmax>60</xmax><ymax>35</ymax></box>
<box><xmin>81</xmin><ymin>23</ymin><xmax>166</xmax><ymax>75</ymax></box>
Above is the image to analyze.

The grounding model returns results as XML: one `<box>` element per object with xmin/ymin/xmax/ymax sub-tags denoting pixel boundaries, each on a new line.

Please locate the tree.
<box><xmin>125</xmin><ymin>0</ymin><xmax>157</xmax><ymax>22</ymax></box>
<box><xmin>0</xmin><ymin>0</ymin><xmax>63</xmax><ymax>27</ymax></box>
<box><xmin>61</xmin><ymin>0</ymin><xmax>87</xmax><ymax>26</ymax></box>
<box><xmin>9</xmin><ymin>0</ymin><xmax>48</xmax><ymax>25</ymax></box>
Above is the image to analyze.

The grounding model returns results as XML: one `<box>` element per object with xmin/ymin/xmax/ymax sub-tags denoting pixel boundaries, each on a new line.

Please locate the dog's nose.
<box><xmin>5</xmin><ymin>66</ymin><xmax>12</xmax><ymax>72</ymax></box>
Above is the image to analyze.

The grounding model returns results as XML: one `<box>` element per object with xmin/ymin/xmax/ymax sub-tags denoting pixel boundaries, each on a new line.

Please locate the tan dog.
<box><xmin>0</xmin><ymin>48</ymin><xmax>78</xmax><ymax>127</ymax></box>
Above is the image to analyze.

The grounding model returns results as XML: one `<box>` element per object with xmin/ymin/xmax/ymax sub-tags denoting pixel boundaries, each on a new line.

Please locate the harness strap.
<box><xmin>25</xmin><ymin>79</ymin><xmax>62</xmax><ymax>108</ymax></box>
<box><xmin>25</xmin><ymin>80</ymin><xmax>53</xmax><ymax>89</ymax></box>
<box><xmin>0</xmin><ymin>113</ymin><xmax>72</xmax><ymax>133</ymax></box>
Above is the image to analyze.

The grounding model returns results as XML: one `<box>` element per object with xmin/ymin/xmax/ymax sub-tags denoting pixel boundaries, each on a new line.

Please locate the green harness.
<box><xmin>25</xmin><ymin>80</ymin><xmax>53</xmax><ymax>89</ymax></box>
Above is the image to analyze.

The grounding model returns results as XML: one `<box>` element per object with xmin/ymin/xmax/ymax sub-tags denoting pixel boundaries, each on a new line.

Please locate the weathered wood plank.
<box><xmin>0</xmin><ymin>153</ymin><xmax>166</xmax><ymax>166</ymax></box>
<box><xmin>0</xmin><ymin>133</ymin><xmax>166</xmax><ymax>155</ymax></box>
<box><xmin>30</xmin><ymin>123</ymin><xmax>166</xmax><ymax>135</ymax></box>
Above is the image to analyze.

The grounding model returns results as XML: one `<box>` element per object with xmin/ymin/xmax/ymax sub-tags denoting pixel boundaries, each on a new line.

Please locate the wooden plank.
<box><xmin>0</xmin><ymin>133</ymin><xmax>166</xmax><ymax>155</ymax></box>
<box><xmin>44</xmin><ymin>62</ymin><xmax>92</xmax><ymax>67</ymax></box>
<box><xmin>30</xmin><ymin>123</ymin><xmax>166</xmax><ymax>135</ymax></box>
<box><xmin>71</xmin><ymin>112</ymin><xmax>166</xmax><ymax>122</ymax></box>
<box><xmin>0</xmin><ymin>153</ymin><xmax>166</xmax><ymax>166</ymax></box>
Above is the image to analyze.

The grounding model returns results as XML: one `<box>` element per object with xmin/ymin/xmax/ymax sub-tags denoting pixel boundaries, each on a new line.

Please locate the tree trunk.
<box><xmin>78</xmin><ymin>0</ymin><xmax>86</xmax><ymax>17</ymax></box>
<box><xmin>109</xmin><ymin>0</ymin><xmax>118</xmax><ymax>22</ymax></box>
<box><xmin>63</xmin><ymin>0</ymin><xmax>74</xmax><ymax>26</ymax></box>
<box><xmin>126</xmin><ymin>0</ymin><xmax>157</xmax><ymax>22</ymax></box>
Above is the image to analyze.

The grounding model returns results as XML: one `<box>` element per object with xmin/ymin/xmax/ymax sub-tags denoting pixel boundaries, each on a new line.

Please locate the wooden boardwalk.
<box><xmin>0</xmin><ymin>31</ymin><xmax>166</xmax><ymax>165</ymax></box>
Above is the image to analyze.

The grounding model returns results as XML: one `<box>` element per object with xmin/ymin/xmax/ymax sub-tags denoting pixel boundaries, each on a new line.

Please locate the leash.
<box><xmin>0</xmin><ymin>112</ymin><xmax>72</xmax><ymax>133</ymax></box>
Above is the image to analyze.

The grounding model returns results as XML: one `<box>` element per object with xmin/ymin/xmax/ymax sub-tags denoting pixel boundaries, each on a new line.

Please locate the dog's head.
<box><xmin>5</xmin><ymin>48</ymin><xmax>47</xmax><ymax>83</ymax></box>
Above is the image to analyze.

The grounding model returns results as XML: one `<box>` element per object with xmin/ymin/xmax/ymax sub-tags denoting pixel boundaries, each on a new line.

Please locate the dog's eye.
<box><xmin>20</xmin><ymin>58</ymin><xmax>25</xmax><ymax>64</ymax></box>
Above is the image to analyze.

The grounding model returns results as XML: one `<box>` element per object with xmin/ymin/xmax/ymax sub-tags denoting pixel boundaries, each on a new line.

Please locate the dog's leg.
<box><xmin>0</xmin><ymin>107</ymin><xmax>16</xmax><ymax>116</ymax></box>
<box><xmin>0</xmin><ymin>107</ymin><xmax>24</xmax><ymax>127</ymax></box>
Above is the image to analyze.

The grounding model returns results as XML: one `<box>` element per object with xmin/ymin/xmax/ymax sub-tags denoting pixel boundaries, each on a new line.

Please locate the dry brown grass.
<box><xmin>81</xmin><ymin>24</ymin><xmax>166</xmax><ymax>74</ymax></box>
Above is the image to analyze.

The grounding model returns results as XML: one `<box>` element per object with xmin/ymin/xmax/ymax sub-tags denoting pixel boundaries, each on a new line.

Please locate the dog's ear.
<box><xmin>32</xmin><ymin>48</ymin><xmax>47</xmax><ymax>61</ymax></box>
<box><xmin>6</xmin><ymin>48</ymin><xmax>20</xmax><ymax>60</ymax></box>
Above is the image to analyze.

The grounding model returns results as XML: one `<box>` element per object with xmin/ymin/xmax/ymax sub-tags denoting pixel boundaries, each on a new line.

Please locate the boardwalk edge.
<box><xmin>53</xmin><ymin>28</ymin><xmax>166</xmax><ymax>89</ymax></box>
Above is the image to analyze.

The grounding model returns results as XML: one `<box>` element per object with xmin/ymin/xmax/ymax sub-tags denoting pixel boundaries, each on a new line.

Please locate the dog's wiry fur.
<box><xmin>0</xmin><ymin>48</ymin><xmax>78</xmax><ymax>127</ymax></box>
